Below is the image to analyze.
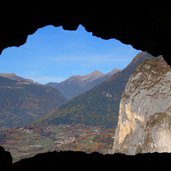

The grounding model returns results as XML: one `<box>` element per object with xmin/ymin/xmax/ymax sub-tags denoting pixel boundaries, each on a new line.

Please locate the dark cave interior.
<box><xmin>1</xmin><ymin>2</ymin><xmax>171</xmax><ymax>65</ymax></box>
<box><xmin>1</xmin><ymin>1</ymin><xmax>171</xmax><ymax>170</ymax></box>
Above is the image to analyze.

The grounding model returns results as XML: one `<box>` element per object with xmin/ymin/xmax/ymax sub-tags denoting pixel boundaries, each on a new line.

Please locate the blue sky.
<box><xmin>0</xmin><ymin>25</ymin><xmax>140</xmax><ymax>84</ymax></box>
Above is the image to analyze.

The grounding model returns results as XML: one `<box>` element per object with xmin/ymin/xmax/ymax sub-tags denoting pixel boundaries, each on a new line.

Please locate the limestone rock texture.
<box><xmin>113</xmin><ymin>56</ymin><xmax>171</xmax><ymax>154</ymax></box>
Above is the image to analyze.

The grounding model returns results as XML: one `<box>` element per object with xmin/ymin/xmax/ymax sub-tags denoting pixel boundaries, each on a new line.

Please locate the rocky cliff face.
<box><xmin>113</xmin><ymin>57</ymin><xmax>171</xmax><ymax>154</ymax></box>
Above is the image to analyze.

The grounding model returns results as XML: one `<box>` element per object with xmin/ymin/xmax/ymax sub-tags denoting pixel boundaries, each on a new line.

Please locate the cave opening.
<box><xmin>1</xmin><ymin>3</ymin><xmax>171</xmax><ymax>169</ymax></box>
<box><xmin>0</xmin><ymin>24</ymin><xmax>142</xmax><ymax>162</ymax></box>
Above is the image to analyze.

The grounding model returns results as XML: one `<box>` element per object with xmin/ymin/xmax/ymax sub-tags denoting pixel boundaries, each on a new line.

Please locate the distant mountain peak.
<box><xmin>0</xmin><ymin>73</ymin><xmax>34</xmax><ymax>84</ymax></box>
<box><xmin>90</xmin><ymin>70</ymin><xmax>104</xmax><ymax>75</ymax></box>
<box><xmin>61</xmin><ymin>71</ymin><xmax>104</xmax><ymax>83</ymax></box>
<box><xmin>0</xmin><ymin>73</ymin><xmax>16</xmax><ymax>77</ymax></box>
<box><xmin>81</xmin><ymin>70</ymin><xmax>104</xmax><ymax>82</ymax></box>
<box><xmin>107</xmin><ymin>68</ymin><xmax>120</xmax><ymax>76</ymax></box>
<box><xmin>128</xmin><ymin>51</ymin><xmax>154</xmax><ymax>66</ymax></box>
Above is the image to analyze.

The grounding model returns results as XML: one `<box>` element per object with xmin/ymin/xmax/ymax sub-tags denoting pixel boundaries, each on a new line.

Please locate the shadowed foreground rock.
<box><xmin>1</xmin><ymin>151</ymin><xmax>168</xmax><ymax>170</ymax></box>
<box><xmin>0</xmin><ymin>148</ymin><xmax>171</xmax><ymax>170</ymax></box>
<box><xmin>0</xmin><ymin>146</ymin><xmax>12</xmax><ymax>170</ymax></box>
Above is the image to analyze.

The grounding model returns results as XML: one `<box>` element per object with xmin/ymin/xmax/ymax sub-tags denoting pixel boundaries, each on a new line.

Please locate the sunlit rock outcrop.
<box><xmin>113</xmin><ymin>56</ymin><xmax>171</xmax><ymax>154</ymax></box>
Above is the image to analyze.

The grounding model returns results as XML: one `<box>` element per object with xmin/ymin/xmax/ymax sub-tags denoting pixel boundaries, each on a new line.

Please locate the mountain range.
<box><xmin>0</xmin><ymin>52</ymin><xmax>154</xmax><ymax>129</ymax></box>
<box><xmin>38</xmin><ymin>52</ymin><xmax>154</xmax><ymax>128</ymax></box>
<box><xmin>0</xmin><ymin>74</ymin><xmax>67</xmax><ymax>129</ymax></box>
<box><xmin>47</xmin><ymin>69</ymin><xmax>120</xmax><ymax>100</ymax></box>
<box><xmin>0</xmin><ymin>51</ymin><xmax>162</xmax><ymax>161</ymax></box>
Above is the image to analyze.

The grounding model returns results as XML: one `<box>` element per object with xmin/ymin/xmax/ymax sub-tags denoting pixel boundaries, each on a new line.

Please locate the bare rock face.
<box><xmin>113</xmin><ymin>57</ymin><xmax>171</xmax><ymax>154</ymax></box>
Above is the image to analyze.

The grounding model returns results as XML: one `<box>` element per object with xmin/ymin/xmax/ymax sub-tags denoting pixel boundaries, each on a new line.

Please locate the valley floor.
<box><xmin>0</xmin><ymin>125</ymin><xmax>114</xmax><ymax>162</ymax></box>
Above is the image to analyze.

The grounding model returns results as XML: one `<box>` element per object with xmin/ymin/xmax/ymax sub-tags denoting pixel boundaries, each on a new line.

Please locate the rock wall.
<box><xmin>113</xmin><ymin>57</ymin><xmax>171</xmax><ymax>154</ymax></box>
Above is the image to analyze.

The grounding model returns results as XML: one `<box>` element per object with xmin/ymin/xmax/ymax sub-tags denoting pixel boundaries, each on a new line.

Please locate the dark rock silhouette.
<box><xmin>0</xmin><ymin>146</ymin><xmax>12</xmax><ymax>170</ymax></box>
<box><xmin>0</xmin><ymin>147</ymin><xmax>170</xmax><ymax>170</ymax></box>
<box><xmin>10</xmin><ymin>151</ymin><xmax>171</xmax><ymax>171</ymax></box>
<box><xmin>0</xmin><ymin>2</ymin><xmax>171</xmax><ymax>65</ymax></box>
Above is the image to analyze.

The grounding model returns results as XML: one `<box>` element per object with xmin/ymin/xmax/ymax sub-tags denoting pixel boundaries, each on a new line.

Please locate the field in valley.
<box><xmin>0</xmin><ymin>125</ymin><xmax>115</xmax><ymax>162</ymax></box>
